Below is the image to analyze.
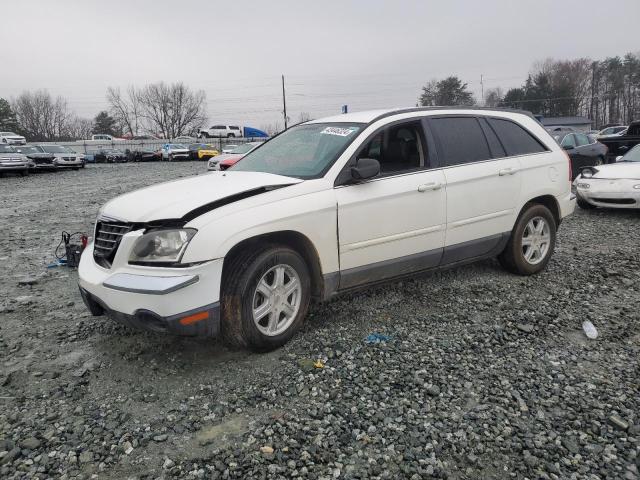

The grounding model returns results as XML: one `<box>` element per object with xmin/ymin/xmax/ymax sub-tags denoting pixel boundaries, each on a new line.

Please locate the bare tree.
<box><xmin>259</xmin><ymin>122</ymin><xmax>282</xmax><ymax>137</ymax></box>
<box><xmin>484</xmin><ymin>87</ymin><xmax>504</xmax><ymax>107</ymax></box>
<box><xmin>297</xmin><ymin>112</ymin><xmax>313</xmax><ymax>124</ymax></box>
<box><xmin>64</xmin><ymin>116</ymin><xmax>94</xmax><ymax>140</ymax></box>
<box><xmin>12</xmin><ymin>90</ymin><xmax>72</xmax><ymax>141</ymax></box>
<box><xmin>106</xmin><ymin>86</ymin><xmax>142</xmax><ymax>137</ymax></box>
<box><xmin>136</xmin><ymin>82</ymin><xmax>207</xmax><ymax>138</ymax></box>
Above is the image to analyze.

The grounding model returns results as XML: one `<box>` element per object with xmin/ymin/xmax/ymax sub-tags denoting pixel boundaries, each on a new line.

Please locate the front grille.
<box><xmin>593</xmin><ymin>198</ymin><xmax>636</xmax><ymax>205</ymax></box>
<box><xmin>93</xmin><ymin>221</ymin><xmax>132</xmax><ymax>268</ymax></box>
<box><xmin>62</xmin><ymin>156</ymin><xmax>76</xmax><ymax>161</ymax></box>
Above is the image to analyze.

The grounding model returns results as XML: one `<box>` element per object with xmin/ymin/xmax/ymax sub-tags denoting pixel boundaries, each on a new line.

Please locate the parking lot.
<box><xmin>1</xmin><ymin>163</ymin><xmax>639</xmax><ymax>479</ymax></box>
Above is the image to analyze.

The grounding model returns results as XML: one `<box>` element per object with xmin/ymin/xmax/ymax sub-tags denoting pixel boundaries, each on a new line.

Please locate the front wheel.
<box><xmin>221</xmin><ymin>245</ymin><xmax>311</xmax><ymax>351</ymax></box>
<box><xmin>499</xmin><ymin>204</ymin><xmax>557</xmax><ymax>275</ymax></box>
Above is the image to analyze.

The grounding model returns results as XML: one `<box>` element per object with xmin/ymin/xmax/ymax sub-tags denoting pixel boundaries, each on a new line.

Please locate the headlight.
<box><xmin>576</xmin><ymin>183</ymin><xmax>590</xmax><ymax>189</ymax></box>
<box><xmin>129</xmin><ymin>228</ymin><xmax>196</xmax><ymax>264</ymax></box>
<box><xmin>634</xmin><ymin>184</ymin><xmax>640</xmax><ymax>190</ymax></box>
<box><xmin>581</xmin><ymin>171</ymin><xmax>593</xmax><ymax>178</ymax></box>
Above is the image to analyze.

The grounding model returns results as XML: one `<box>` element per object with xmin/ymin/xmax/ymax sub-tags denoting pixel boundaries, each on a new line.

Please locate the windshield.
<box><xmin>0</xmin><ymin>145</ymin><xmax>16</xmax><ymax>153</ymax></box>
<box><xmin>41</xmin><ymin>145</ymin><xmax>70</xmax><ymax>153</ymax></box>
<box><xmin>1</xmin><ymin>132</ymin><xmax>18</xmax><ymax>136</ymax></box>
<box><xmin>16</xmin><ymin>146</ymin><xmax>38</xmax><ymax>154</ymax></box>
<box><xmin>229</xmin><ymin>143</ymin><xmax>258</xmax><ymax>154</ymax></box>
<box><xmin>231</xmin><ymin>123</ymin><xmax>364</xmax><ymax>178</ymax></box>
<box><xmin>621</xmin><ymin>145</ymin><xmax>640</xmax><ymax>162</ymax></box>
<box><xmin>170</xmin><ymin>144</ymin><xmax>186</xmax><ymax>149</ymax></box>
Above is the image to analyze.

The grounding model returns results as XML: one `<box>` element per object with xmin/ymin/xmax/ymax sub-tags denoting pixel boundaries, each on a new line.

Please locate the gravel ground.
<box><xmin>1</xmin><ymin>163</ymin><xmax>639</xmax><ymax>480</ymax></box>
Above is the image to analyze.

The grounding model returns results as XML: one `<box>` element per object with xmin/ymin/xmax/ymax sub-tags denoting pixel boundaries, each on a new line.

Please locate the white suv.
<box><xmin>78</xmin><ymin>108</ymin><xmax>575</xmax><ymax>351</ymax></box>
<box><xmin>199</xmin><ymin>125</ymin><xmax>243</xmax><ymax>138</ymax></box>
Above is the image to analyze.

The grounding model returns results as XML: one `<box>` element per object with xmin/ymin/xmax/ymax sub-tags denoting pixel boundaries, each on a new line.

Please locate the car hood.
<box><xmin>0</xmin><ymin>153</ymin><xmax>25</xmax><ymax>159</ymax></box>
<box><xmin>169</xmin><ymin>149</ymin><xmax>189</xmax><ymax>154</ymax></box>
<box><xmin>2</xmin><ymin>135</ymin><xmax>25</xmax><ymax>139</ymax></box>
<box><xmin>101</xmin><ymin>171</ymin><xmax>303</xmax><ymax>223</ymax></box>
<box><xmin>587</xmin><ymin>162</ymin><xmax>640</xmax><ymax>180</ymax></box>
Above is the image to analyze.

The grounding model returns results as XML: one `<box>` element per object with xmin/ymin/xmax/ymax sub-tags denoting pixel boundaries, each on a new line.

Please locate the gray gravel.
<box><xmin>1</xmin><ymin>163</ymin><xmax>639</xmax><ymax>479</ymax></box>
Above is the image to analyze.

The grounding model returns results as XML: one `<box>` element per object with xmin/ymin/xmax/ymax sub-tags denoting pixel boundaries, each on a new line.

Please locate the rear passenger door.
<box><xmin>426</xmin><ymin>116</ymin><xmax>521</xmax><ymax>263</ymax></box>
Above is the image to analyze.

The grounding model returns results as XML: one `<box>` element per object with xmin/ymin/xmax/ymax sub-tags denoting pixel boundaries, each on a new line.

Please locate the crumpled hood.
<box><xmin>101</xmin><ymin>171</ymin><xmax>303</xmax><ymax>223</ymax></box>
<box><xmin>588</xmin><ymin>162</ymin><xmax>640</xmax><ymax>180</ymax></box>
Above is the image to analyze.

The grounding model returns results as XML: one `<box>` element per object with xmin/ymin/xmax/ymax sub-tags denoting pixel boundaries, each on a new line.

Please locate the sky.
<box><xmin>2</xmin><ymin>0</ymin><xmax>639</xmax><ymax>129</ymax></box>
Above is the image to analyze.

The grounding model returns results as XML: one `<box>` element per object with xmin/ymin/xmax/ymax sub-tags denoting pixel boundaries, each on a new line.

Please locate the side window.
<box><xmin>212</xmin><ymin>125</ymin><xmax>225</xmax><ymax>130</ymax></box>
<box><xmin>575</xmin><ymin>133</ymin><xmax>590</xmax><ymax>146</ymax></box>
<box><xmin>356</xmin><ymin>121</ymin><xmax>426</xmax><ymax>175</ymax></box>
<box><xmin>230</xmin><ymin>126</ymin><xmax>240</xmax><ymax>130</ymax></box>
<box><xmin>487</xmin><ymin>118</ymin><xmax>547</xmax><ymax>156</ymax></box>
<box><xmin>561</xmin><ymin>134</ymin><xmax>576</xmax><ymax>148</ymax></box>
<box><xmin>430</xmin><ymin>117</ymin><xmax>491</xmax><ymax>166</ymax></box>
<box><xmin>478</xmin><ymin>118</ymin><xmax>506</xmax><ymax>158</ymax></box>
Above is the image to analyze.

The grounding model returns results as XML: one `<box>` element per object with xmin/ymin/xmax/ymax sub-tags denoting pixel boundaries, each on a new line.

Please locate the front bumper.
<box><xmin>78</xmin><ymin>240</ymin><xmax>224</xmax><ymax>337</ymax></box>
<box><xmin>0</xmin><ymin>161</ymin><xmax>28</xmax><ymax>171</ymax></box>
<box><xmin>576</xmin><ymin>180</ymin><xmax>640</xmax><ymax>209</ymax></box>
<box><xmin>55</xmin><ymin>158</ymin><xmax>84</xmax><ymax>168</ymax></box>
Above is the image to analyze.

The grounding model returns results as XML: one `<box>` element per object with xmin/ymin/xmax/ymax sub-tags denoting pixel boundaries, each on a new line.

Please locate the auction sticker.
<box><xmin>321</xmin><ymin>127</ymin><xmax>355</xmax><ymax>136</ymax></box>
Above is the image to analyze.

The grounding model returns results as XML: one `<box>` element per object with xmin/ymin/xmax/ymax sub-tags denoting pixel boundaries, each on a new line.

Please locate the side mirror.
<box><xmin>351</xmin><ymin>158</ymin><xmax>380</xmax><ymax>181</ymax></box>
<box><xmin>562</xmin><ymin>144</ymin><xmax>573</xmax><ymax>151</ymax></box>
<box><xmin>616</xmin><ymin>155</ymin><xmax>623</xmax><ymax>162</ymax></box>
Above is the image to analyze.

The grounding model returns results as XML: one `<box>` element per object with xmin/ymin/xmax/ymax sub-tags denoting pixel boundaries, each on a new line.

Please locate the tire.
<box><xmin>227</xmin><ymin>133</ymin><xmax>235</xmax><ymax>138</ymax></box>
<box><xmin>498</xmin><ymin>204</ymin><xmax>557</xmax><ymax>275</ymax></box>
<box><xmin>168</xmin><ymin>154</ymin><xmax>173</xmax><ymax>162</ymax></box>
<box><xmin>200</xmin><ymin>133</ymin><xmax>208</xmax><ymax>139</ymax></box>
<box><xmin>594</xmin><ymin>156</ymin><xmax>604</xmax><ymax>166</ymax></box>
<box><xmin>221</xmin><ymin>245</ymin><xmax>311</xmax><ymax>352</ymax></box>
<box><xmin>577</xmin><ymin>196</ymin><xmax>596</xmax><ymax>210</ymax></box>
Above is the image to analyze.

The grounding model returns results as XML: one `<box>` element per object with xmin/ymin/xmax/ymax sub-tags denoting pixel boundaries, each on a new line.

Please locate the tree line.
<box><xmin>0</xmin><ymin>82</ymin><xmax>207</xmax><ymax>141</ymax></box>
<box><xmin>419</xmin><ymin>51</ymin><xmax>640</xmax><ymax>128</ymax></box>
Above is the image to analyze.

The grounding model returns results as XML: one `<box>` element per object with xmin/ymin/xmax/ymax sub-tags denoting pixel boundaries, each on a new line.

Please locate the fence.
<box><xmin>36</xmin><ymin>136</ymin><xmax>265</xmax><ymax>155</ymax></box>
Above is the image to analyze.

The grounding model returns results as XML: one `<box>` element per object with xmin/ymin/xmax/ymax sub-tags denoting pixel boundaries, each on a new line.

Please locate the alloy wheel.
<box><xmin>521</xmin><ymin>216</ymin><xmax>551</xmax><ymax>265</ymax></box>
<box><xmin>252</xmin><ymin>264</ymin><xmax>301</xmax><ymax>336</ymax></box>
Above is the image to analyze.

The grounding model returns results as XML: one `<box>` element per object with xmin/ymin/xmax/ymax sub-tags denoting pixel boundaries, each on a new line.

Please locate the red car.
<box><xmin>207</xmin><ymin>142</ymin><xmax>263</xmax><ymax>171</ymax></box>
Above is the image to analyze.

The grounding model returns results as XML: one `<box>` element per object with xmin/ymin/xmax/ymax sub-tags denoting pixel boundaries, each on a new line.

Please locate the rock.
<box><xmin>562</xmin><ymin>437</ymin><xmax>580</xmax><ymax>454</ymax></box>
<box><xmin>608</xmin><ymin>415</ymin><xmax>629</xmax><ymax>431</ymax></box>
<box><xmin>79</xmin><ymin>451</ymin><xmax>93</xmax><ymax>464</ymax></box>
<box><xmin>426</xmin><ymin>385</ymin><xmax>441</xmax><ymax>397</ymax></box>
<box><xmin>0</xmin><ymin>448</ymin><xmax>20</xmax><ymax>465</ymax></box>
<box><xmin>297</xmin><ymin>358</ymin><xmax>316</xmax><ymax>372</ymax></box>
<box><xmin>20</xmin><ymin>437</ymin><xmax>41</xmax><ymax>450</ymax></box>
<box><xmin>517</xmin><ymin>324</ymin><xmax>534</xmax><ymax>333</ymax></box>
<box><xmin>163</xmin><ymin>458</ymin><xmax>175</xmax><ymax>469</ymax></box>
<box><xmin>260</xmin><ymin>446</ymin><xmax>274</xmax><ymax>454</ymax></box>
<box><xmin>17</xmin><ymin>277</ymin><xmax>38</xmax><ymax>286</ymax></box>
<box><xmin>153</xmin><ymin>434</ymin><xmax>168</xmax><ymax>442</ymax></box>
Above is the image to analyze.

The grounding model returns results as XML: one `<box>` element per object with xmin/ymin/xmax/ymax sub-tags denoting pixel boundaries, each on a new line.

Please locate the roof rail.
<box><xmin>368</xmin><ymin>106</ymin><xmax>537</xmax><ymax>124</ymax></box>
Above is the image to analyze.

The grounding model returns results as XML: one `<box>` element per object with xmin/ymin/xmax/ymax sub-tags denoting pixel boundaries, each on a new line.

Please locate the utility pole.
<box><xmin>480</xmin><ymin>74</ymin><xmax>484</xmax><ymax>105</ymax></box>
<box><xmin>282</xmin><ymin>75</ymin><xmax>288</xmax><ymax>130</ymax></box>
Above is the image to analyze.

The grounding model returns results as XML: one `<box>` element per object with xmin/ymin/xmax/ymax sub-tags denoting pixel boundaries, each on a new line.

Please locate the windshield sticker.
<box><xmin>321</xmin><ymin>127</ymin><xmax>355</xmax><ymax>137</ymax></box>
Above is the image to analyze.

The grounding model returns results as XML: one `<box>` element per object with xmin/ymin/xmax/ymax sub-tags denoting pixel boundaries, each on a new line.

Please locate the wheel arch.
<box><xmin>520</xmin><ymin>194</ymin><xmax>561</xmax><ymax>227</ymax></box>
<box><xmin>222</xmin><ymin>230</ymin><xmax>325</xmax><ymax>301</ymax></box>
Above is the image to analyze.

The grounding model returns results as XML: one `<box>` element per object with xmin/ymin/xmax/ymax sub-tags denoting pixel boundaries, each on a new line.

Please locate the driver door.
<box><xmin>335</xmin><ymin>119</ymin><xmax>446</xmax><ymax>289</ymax></box>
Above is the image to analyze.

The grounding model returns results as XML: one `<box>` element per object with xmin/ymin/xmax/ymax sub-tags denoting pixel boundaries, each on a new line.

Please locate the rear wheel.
<box><xmin>499</xmin><ymin>204</ymin><xmax>556</xmax><ymax>275</ymax></box>
<box><xmin>168</xmin><ymin>154</ymin><xmax>173</xmax><ymax>162</ymax></box>
<box><xmin>227</xmin><ymin>133</ymin><xmax>235</xmax><ymax>138</ymax></box>
<box><xmin>221</xmin><ymin>245</ymin><xmax>310</xmax><ymax>351</ymax></box>
<box><xmin>594</xmin><ymin>156</ymin><xmax>604</xmax><ymax>166</ymax></box>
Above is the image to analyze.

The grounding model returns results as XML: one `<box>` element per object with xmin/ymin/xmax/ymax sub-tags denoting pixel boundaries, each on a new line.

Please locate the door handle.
<box><xmin>498</xmin><ymin>167</ymin><xmax>517</xmax><ymax>176</ymax></box>
<box><xmin>417</xmin><ymin>182</ymin><xmax>442</xmax><ymax>192</ymax></box>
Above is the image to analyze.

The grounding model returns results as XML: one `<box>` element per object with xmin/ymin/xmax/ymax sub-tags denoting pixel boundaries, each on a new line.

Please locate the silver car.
<box><xmin>0</xmin><ymin>144</ymin><xmax>29</xmax><ymax>176</ymax></box>
<box><xmin>33</xmin><ymin>145</ymin><xmax>85</xmax><ymax>169</ymax></box>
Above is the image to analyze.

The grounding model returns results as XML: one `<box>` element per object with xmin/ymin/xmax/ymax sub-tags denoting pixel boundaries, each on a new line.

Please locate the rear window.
<box><xmin>430</xmin><ymin>117</ymin><xmax>491</xmax><ymax>166</ymax></box>
<box><xmin>488</xmin><ymin>118</ymin><xmax>547</xmax><ymax>156</ymax></box>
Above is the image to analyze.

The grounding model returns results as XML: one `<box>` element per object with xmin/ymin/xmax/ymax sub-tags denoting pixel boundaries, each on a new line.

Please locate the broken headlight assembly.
<box><xmin>129</xmin><ymin>228</ymin><xmax>197</xmax><ymax>265</ymax></box>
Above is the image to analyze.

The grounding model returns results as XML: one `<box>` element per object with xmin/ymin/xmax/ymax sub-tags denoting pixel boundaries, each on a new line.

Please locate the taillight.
<box><xmin>564</xmin><ymin>150</ymin><xmax>572</xmax><ymax>181</ymax></box>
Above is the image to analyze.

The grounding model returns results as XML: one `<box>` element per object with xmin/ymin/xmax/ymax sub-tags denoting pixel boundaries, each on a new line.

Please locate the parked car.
<box><xmin>0</xmin><ymin>144</ymin><xmax>29</xmax><ymax>175</ymax></box>
<box><xmin>33</xmin><ymin>145</ymin><xmax>85</xmax><ymax>169</ymax></box>
<box><xmin>221</xmin><ymin>144</ymin><xmax>238</xmax><ymax>154</ymax></box>
<box><xmin>91</xmin><ymin>134</ymin><xmax>114</xmax><ymax>141</ymax></box>
<box><xmin>14</xmin><ymin>145</ymin><xmax>56</xmax><ymax>170</ymax></box>
<box><xmin>93</xmin><ymin>148</ymin><xmax>127</xmax><ymax>163</ymax></box>
<box><xmin>199</xmin><ymin>125</ymin><xmax>243</xmax><ymax>139</ymax></box>
<box><xmin>574</xmin><ymin>144</ymin><xmax>640</xmax><ymax>209</ymax></box>
<box><xmin>126</xmin><ymin>148</ymin><xmax>161</xmax><ymax>162</ymax></box>
<box><xmin>598</xmin><ymin>121</ymin><xmax>640</xmax><ymax>161</ymax></box>
<box><xmin>597</xmin><ymin>125</ymin><xmax>627</xmax><ymax>138</ymax></box>
<box><xmin>0</xmin><ymin>131</ymin><xmax>27</xmax><ymax>145</ymax></box>
<box><xmin>160</xmin><ymin>144</ymin><xmax>189</xmax><ymax>161</ymax></box>
<box><xmin>207</xmin><ymin>142</ymin><xmax>263</xmax><ymax>171</ymax></box>
<box><xmin>173</xmin><ymin>136</ymin><xmax>198</xmax><ymax>144</ymax></box>
<box><xmin>555</xmin><ymin>132</ymin><xmax>608</xmax><ymax>178</ymax></box>
<box><xmin>78</xmin><ymin>107</ymin><xmax>575</xmax><ymax>351</ymax></box>
<box><xmin>186</xmin><ymin>143</ymin><xmax>219</xmax><ymax>161</ymax></box>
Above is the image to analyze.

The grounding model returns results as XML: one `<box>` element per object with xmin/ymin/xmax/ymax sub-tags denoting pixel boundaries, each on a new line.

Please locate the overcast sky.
<box><xmin>2</xmin><ymin>0</ymin><xmax>639</xmax><ymax>129</ymax></box>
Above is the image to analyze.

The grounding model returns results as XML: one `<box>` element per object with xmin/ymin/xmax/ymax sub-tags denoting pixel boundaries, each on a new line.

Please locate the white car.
<box><xmin>199</xmin><ymin>125</ymin><xmax>243</xmax><ymax>139</ymax></box>
<box><xmin>0</xmin><ymin>144</ymin><xmax>30</xmax><ymax>175</ymax></box>
<box><xmin>597</xmin><ymin>126</ymin><xmax>627</xmax><ymax>139</ymax></box>
<box><xmin>160</xmin><ymin>143</ymin><xmax>189</xmax><ymax>161</ymax></box>
<box><xmin>33</xmin><ymin>145</ymin><xmax>85</xmax><ymax>169</ymax></box>
<box><xmin>78</xmin><ymin>107</ymin><xmax>575</xmax><ymax>351</ymax></box>
<box><xmin>0</xmin><ymin>131</ymin><xmax>27</xmax><ymax>145</ymax></box>
<box><xmin>207</xmin><ymin>142</ymin><xmax>263</xmax><ymax>171</ymax></box>
<box><xmin>92</xmin><ymin>134</ymin><xmax>114</xmax><ymax>141</ymax></box>
<box><xmin>575</xmin><ymin>144</ymin><xmax>640</xmax><ymax>209</ymax></box>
